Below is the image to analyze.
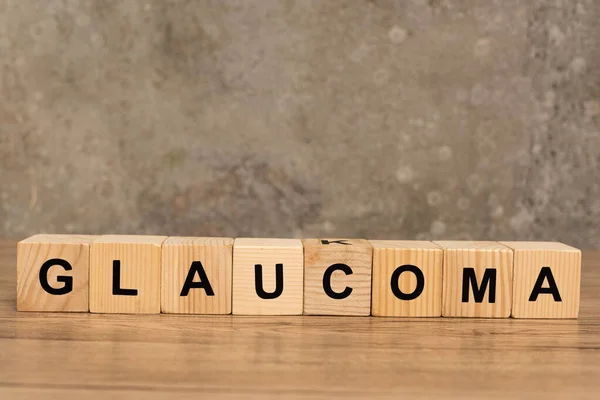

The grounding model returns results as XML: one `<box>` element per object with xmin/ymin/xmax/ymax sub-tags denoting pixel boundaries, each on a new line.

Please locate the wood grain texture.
<box><xmin>370</xmin><ymin>240</ymin><xmax>442</xmax><ymax>317</ymax></box>
<box><xmin>232</xmin><ymin>238</ymin><xmax>303</xmax><ymax>315</ymax></box>
<box><xmin>89</xmin><ymin>235</ymin><xmax>167</xmax><ymax>314</ymax></box>
<box><xmin>435</xmin><ymin>241</ymin><xmax>513</xmax><ymax>318</ymax></box>
<box><xmin>303</xmin><ymin>238</ymin><xmax>372</xmax><ymax>316</ymax></box>
<box><xmin>16</xmin><ymin>235</ymin><xmax>98</xmax><ymax>312</ymax></box>
<box><xmin>2</xmin><ymin>240</ymin><xmax>600</xmax><ymax>399</ymax></box>
<box><xmin>500</xmin><ymin>241</ymin><xmax>581</xmax><ymax>319</ymax></box>
<box><xmin>161</xmin><ymin>237</ymin><xmax>233</xmax><ymax>314</ymax></box>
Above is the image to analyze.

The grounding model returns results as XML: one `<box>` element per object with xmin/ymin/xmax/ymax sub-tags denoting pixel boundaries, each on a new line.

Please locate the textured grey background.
<box><xmin>1</xmin><ymin>0</ymin><xmax>599</xmax><ymax>248</ymax></box>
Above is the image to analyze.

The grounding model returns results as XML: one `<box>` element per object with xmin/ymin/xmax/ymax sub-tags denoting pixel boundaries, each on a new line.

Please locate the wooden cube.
<box><xmin>303</xmin><ymin>238</ymin><xmax>372</xmax><ymax>316</ymax></box>
<box><xmin>370</xmin><ymin>240</ymin><xmax>442</xmax><ymax>317</ymax></box>
<box><xmin>232</xmin><ymin>238</ymin><xmax>303</xmax><ymax>315</ymax></box>
<box><xmin>161</xmin><ymin>237</ymin><xmax>234</xmax><ymax>314</ymax></box>
<box><xmin>435</xmin><ymin>241</ymin><xmax>513</xmax><ymax>318</ymax></box>
<box><xmin>90</xmin><ymin>235</ymin><xmax>166</xmax><ymax>314</ymax></box>
<box><xmin>500</xmin><ymin>241</ymin><xmax>581</xmax><ymax>319</ymax></box>
<box><xmin>17</xmin><ymin>234</ymin><xmax>98</xmax><ymax>312</ymax></box>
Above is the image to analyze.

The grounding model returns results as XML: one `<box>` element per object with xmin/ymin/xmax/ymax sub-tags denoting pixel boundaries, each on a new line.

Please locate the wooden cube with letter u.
<box><xmin>500</xmin><ymin>241</ymin><xmax>581</xmax><ymax>319</ymax></box>
<box><xmin>90</xmin><ymin>235</ymin><xmax>167</xmax><ymax>314</ymax></box>
<box><xmin>303</xmin><ymin>238</ymin><xmax>372</xmax><ymax>316</ymax></box>
<box><xmin>232</xmin><ymin>238</ymin><xmax>303</xmax><ymax>315</ymax></box>
<box><xmin>435</xmin><ymin>241</ymin><xmax>513</xmax><ymax>318</ymax></box>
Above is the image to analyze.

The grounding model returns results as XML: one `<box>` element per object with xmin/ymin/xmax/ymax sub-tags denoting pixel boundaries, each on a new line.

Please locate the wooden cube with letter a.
<box><xmin>161</xmin><ymin>237</ymin><xmax>233</xmax><ymax>314</ymax></box>
<box><xmin>435</xmin><ymin>241</ymin><xmax>513</xmax><ymax>318</ymax></box>
<box><xmin>90</xmin><ymin>235</ymin><xmax>167</xmax><ymax>314</ymax></box>
<box><xmin>17</xmin><ymin>234</ymin><xmax>98</xmax><ymax>312</ymax></box>
<box><xmin>500</xmin><ymin>241</ymin><xmax>581</xmax><ymax>319</ymax></box>
<box><xmin>370</xmin><ymin>240</ymin><xmax>442</xmax><ymax>317</ymax></box>
<box><xmin>303</xmin><ymin>239</ymin><xmax>372</xmax><ymax>316</ymax></box>
<box><xmin>232</xmin><ymin>238</ymin><xmax>303</xmax><ymax>315</ymax></box>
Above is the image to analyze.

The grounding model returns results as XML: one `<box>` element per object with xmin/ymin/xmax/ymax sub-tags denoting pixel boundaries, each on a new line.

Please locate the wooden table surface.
<box><xmin>1</xmin><ymin>239</ymin><xmax>599</xmax><ymax>399</ymax></box>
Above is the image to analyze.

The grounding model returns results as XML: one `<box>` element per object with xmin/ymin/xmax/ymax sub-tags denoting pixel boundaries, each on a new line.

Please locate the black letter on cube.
<box><xmin>180</xmin><ymin>261</ymin><xmax>215</xmax><ymax>297</ymax></box>
<box><xmin>529</xmin><ymin>266</ymin><xmax>562</xmax><ymax>302</ymax></box>
<box><xmin>462</xmin><ymin>268</ymin><xmax>496</xmax><ymax>303</ymax></box>
<box><xmin>323</xmin><ymin>263</ymin><xmax>353</xmax><ymax>299</ymax></box>
<box><xmin>390</xmin><ymin>264</ymin><xmax>425</xmax><ymax>301</ymax></box>
<box><xmin>39</xmin><ymin>258</ymin><xmax>73</xmax><ymax>295</ymax></box>
<box><xmin>112</xmin><ymin>260</ymin><xmax>138</xmax><ymax>296</ymax></box>
<box><xmin>255</xmin><ymin>263</ymin><xmax>284</xmax><ymax>299</ymax></box>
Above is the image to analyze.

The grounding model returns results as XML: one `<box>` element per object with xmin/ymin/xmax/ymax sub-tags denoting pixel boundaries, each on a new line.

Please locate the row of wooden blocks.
<box><xmin>16</xmin><ymin>235</ymin><xmax>581</xmax><ymax>318</ymax></box>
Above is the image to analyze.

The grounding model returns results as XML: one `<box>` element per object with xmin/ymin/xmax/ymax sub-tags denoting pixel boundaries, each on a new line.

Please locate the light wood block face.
<box><xmin>435</xmin><ymin>241</ymin><xmax>513</xmax><ymax>318</ymax></box>
<box><xmin>370</xmin><ymin>240</ymin><xmax>442</xmax><ymax>317</ymax></box>
<box><xmin>500</xmin><ymin>241</ymin><xmax>581</xmax><ymax>319</ymax></box>
<box><xmin>303</xmin><ymin>238</ymin><xmax>372</xmax><ymax>316</ymax></box>
<box><xmin>161</xmin><ymin>237</ymin><xmax>233</xmax><ymax>314</ymax></box>
<box><xmin>17</xmin><ymin>234</ymin><xmax>98</xmax><ymax>312</ymax></box>
<box><xmin>90</xmin><ymin>235</ymin><xmax>167</xmax><ymax>314</ymax></box>
<box><xmin>232</xmin><ymin>238</ymin><xmax>303</xmax><ymax>315</ymax></box>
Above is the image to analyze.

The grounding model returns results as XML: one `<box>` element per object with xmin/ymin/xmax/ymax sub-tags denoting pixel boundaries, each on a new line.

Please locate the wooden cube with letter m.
<box><xmin>435</xmin><ymin>241</ymin><xmax>513</xmax><ymax>318</ymax></box>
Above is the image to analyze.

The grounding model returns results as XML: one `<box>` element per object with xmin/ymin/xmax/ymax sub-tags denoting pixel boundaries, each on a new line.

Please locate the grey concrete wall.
<box><xmin>1</xmin><ymin>0</ymin><xmax>599</xmax><ymax>248</ymax></box>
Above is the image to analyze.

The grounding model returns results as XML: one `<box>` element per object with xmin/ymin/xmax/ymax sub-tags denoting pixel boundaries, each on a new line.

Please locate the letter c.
<box><xmin>323</xmin><ymin>263</ymin><xmax>353</xmax><ymax>299</ymax></box>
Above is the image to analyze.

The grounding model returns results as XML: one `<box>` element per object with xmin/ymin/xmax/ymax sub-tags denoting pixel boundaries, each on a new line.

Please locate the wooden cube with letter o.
<box><xmin>371</xmin><ymin>240</ymin><xmax>443</xmax><ymax>317</ymax></box>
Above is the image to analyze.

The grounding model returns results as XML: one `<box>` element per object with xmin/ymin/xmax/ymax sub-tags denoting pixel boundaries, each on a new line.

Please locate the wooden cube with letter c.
<box><xmin>90</xmin><ymin>235</ymin><xmax>167</xmax><ymax>314</ymax></box>
<box><xmin>303</xmin><ymin>238</ymin><xmax>372</xmax><ymax>316</ymax></box>
<box><xmin>161</xmin><ymin>237</ymin><xmax>233</xmax><ymax>314</ymax></box>
<box><xmin>370</xmin><ymin>240</ymin><xmax>443</xmax><ymax>317</ymax></box>
<box><xmin>500</xmin><ymin>241</ymin><xmax>581</xmax><ymax>319</ymax></box>
<box><xmin>17</xmin><ymin>234</ymin><xmax>98</xmax><ymax>312</ymax></box>
<box><xmin>232</xmin><ymin>238</ymin><xmax>304</xmax><ymax>315</ymax></box>
<box><xmin>435</xmin><ymin>241</ymin><xmax>513</xmax><ymax>318</ymax></box>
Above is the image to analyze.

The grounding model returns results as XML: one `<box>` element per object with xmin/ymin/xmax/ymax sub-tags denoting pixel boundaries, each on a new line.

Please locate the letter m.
<box><xmin>462</xmin><ymin>268</ymin><xmax>497</xmax><ymax>303</ymax></box>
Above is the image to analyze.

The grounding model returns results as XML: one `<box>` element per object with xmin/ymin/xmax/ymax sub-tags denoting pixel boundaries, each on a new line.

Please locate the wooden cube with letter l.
<box><xmin>90</xmin><ymin>235</ymin><xmax>167</xmax><ymax>314</ymax></box>
<box><xmin>435</xmin><ymin>241</ymin><xmax>513</xmax><ymax>318</ymax></box>
<box><xmin>17</xmin><ymin>234</ymin><xmax>98</xmax><ymax>312</ymax></box>
<box><xmin>232</xmin><ymin>238</ymin><xmax>303</xmax><ymax>315</ymax></box>
<box><xmin>500</xmin><ymin>241</ymin><xmax>581</xmax><ymax>319</ymax></box>
<box><xmin>303</xmin><ymin>238</ymin><xmax>372</xmax><ymax>316</ymax></box>
<box><xmin>161</xmin><ymin>237</ymin><xmax>234</xmax><ymax>314</ymax></box>
<box><xmin>370</xmin><ymin>240</ymin><xmax>443</xmax><ymax>317</ymax></box>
